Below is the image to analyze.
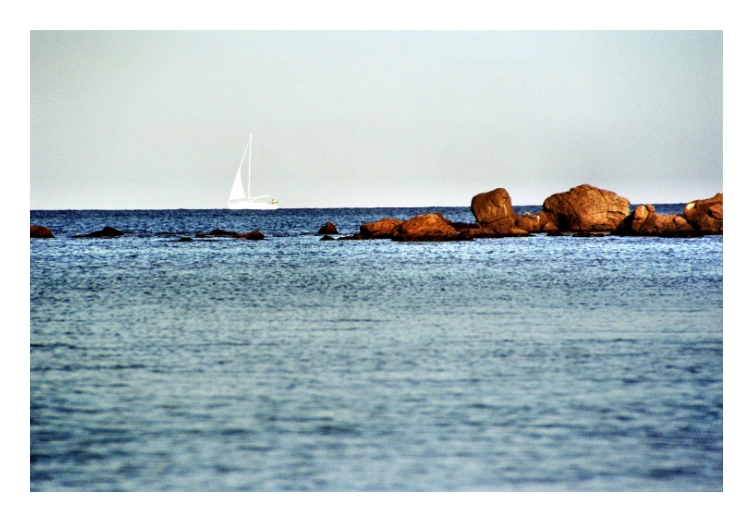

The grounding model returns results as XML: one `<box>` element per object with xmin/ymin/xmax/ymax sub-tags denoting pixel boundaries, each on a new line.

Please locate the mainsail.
<box><xmin>228</xmin><ymin>168</ymin><xmax>245</xmax><ymax>201</ymax></box>
<box><xmin>228</xmin><ymin>140</ymin><xmax>250</xmax><ymax>202</ymax></box>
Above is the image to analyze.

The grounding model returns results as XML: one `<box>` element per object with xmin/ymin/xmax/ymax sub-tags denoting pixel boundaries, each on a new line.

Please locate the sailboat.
<box><xmin>227</xmin><ymin>133</ymin><xmax>278</xmax><ymax>210</ymax></box>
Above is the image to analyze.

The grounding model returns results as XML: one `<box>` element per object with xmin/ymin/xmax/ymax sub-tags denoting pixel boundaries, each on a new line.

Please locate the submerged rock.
<box><xmin>208</xmin><ymin>229</ymin><xmax>240</xmax><ymax>238</ymax></box>
<box><xmin>317</xmin><ymin>222</ymin><xmax>339</xmax><ymax>235</ymax></box>
<box><xmin>241</xmin><ymin>230</ymin><xmax>265</xmax><ymax>240</ymax></box>
<box><xmin>74</xmin><ymin>226</ymin><xmax>125</xmax><ymax>238</ymax></box>
<box><xmin>360</xmin><ymin>218</ymin><xmax>403</xmax><ymax>239</ymax></box>
<box><xmin>30</xmin><ymin>226</ymin><xmax>54</xmax><ymax>238</ymax></box>
<box><xmin>177</xmin><ymin>236</ymin><xmax>193</xmax><ymax>242</ymax></box>
<box><xmin>543</xmin><ymin>184</ymin><xmax>630</xmax><ymax>232</ymax></box>
<box><xmin>320</xmin><ymin>235</ymin><xmax>335</xmax><ymax>241</ymax></box>
<box><xmin>683</xmin><ymin>193</ymin><xmax>723</xmax><ymax>234</ymax></box>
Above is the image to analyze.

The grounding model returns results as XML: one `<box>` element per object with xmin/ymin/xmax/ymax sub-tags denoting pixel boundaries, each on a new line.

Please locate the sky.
<box><xmin>30</xmin><ymin>30</ymin><xmax>723</xmax><ymax>209</ymax></box>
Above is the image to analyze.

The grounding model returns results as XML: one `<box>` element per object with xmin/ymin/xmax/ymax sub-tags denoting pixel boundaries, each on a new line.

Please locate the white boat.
<box><xmin>227</xmin><ymin>133</ymin><xmax>278</xmax><ymax>210</ymax></box>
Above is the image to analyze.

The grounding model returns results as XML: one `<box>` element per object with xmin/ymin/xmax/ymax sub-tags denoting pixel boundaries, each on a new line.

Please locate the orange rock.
<box><xmin>30</xmin><ymin>226</ymin><xmax>54</xmax><ymax>238</ymax></box>
<box><xmin>317</xmin><ymin>222</ymin><xmax>339</xmax><ymax>235</ymax></box>
<box><xmin>240</xmin><ymin>230</ymin><xmax>265</xmax><ymax>240</ymax></box>
<box><xmin>683</xmin><ymin>194</ymin><xmax>723</xmax><ymax>234</ymax></box>
<box><xmin>360</xmin><ymin>218</ymin><xmax>403</xmax><ymax>239</ymax></box>
<box><xmin>543</xmin><ymin>184</ymin><xmax>630</xmax><ymax>232</ymax></box>
<box><xmin>471</xmin><ymin>188</ymin><xmax>514</xmax><ymax>225</ymax></box>
<box><xmin>391</xmin><ymin>213</ymin><xmax>465</xmax><ymax>242</ymax></box>
<box><xmin>615</xmin><ymin>205</ymin><xmax>695</xmax><ymax>237</ymax></box>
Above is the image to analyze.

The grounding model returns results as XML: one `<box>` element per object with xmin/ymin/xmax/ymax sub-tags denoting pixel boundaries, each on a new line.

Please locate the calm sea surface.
<box><xmin>30</xmin><ymin>206</ymin><xmax>723</xmax><ymax>491</ymax></box>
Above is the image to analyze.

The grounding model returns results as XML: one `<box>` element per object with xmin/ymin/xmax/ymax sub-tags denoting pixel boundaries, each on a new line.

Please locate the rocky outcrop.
<box><xmin>240</xmin><ymin>230</ymin><xmax>265</xmax><ymax>240</ymax></box>
<box><xmin>30</xmin><ymin>226</ymin><xmax>54</xmax><ymax>238</ymax></box>
<box><xmin>471</xmin><ymin>188</ymin><xmax>514</xmax><ymax>225</ymax></box>
<box><xmin>208</xmin><ymin>229</ymin><xmax>239</xmax><ymax>238</ymax></box>
<box><xmin>205</xmin><ymin>229</ymin><xmax>265</xmax><ymax>239</ymax></box>
<box><xmin>317</xmin><ymin>222</ymin><xmax>339</xmax><ymax>235</ymax></box>
<box><xmin>360</xmin><ymin>218</ymin><xmax>403</xmax><ymax>239</ymax></box>
<box><xmin>543</xmin><ymin>184</ymin><xmax>630</xmax><ymax>232</ymax></box>
<box><xmin>615</xmin><ymin>205</ymin><xmax>695</xmax><ymax>237</ymax></box>
<box><xmin>392</xmin><ymin>213</ymin><xmax>469</xmax><ymax>242</ymax></box>
<box><xmin>74</xmin><ymin>226</ymin><xmax>125</xmax><ymax>238</ymax></box>
<box><xmin>683</xmin><ymin>193</ymin><xmax>723</xmax><ymax>234</ymax></box>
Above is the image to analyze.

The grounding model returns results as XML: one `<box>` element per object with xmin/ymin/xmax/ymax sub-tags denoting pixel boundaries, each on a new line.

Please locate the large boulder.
<box><xmin>391</xmin><ymin>213</ymin><xmax>466</xmax><ymax>242</ymax></box>
<box><xmin>471</xmin><ymin>188</ymin><xmax>514</xmax><ymax>225</ymax></box>
<box><xmin>614</xmin><ymin>205</ymin><xmax>695</xmax><ymax>237</ymax></box>
<box><xmin>317</xmin><ymin>222</ymin><xmax>339</xmax><ymax>235</ymax></box>
<box><xmin>360</xmin><ymin>218</ymin><xmax>403</xmax><ymax>239</ymax></box>
<box><xmin>30</xmin><ymin>226</ymin><xmax>54</xmax><ymax>238</ymax></box>
<box><xmin>683</xmin><ymin>193</ymin><xmax>723</xmax><ymax>234</ymax></box>
<box><xmin>74</xmin><ymin>226</ymin><xmax>125</xmax><ymax>238</ymax></box>
<box><xmin>543</xmin><ymin>184</ymin><xmax>630</xmax><ymax>232</ymax></box>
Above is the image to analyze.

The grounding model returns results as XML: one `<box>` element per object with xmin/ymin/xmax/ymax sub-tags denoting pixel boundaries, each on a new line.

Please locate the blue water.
<box><xmin>30</xmin><ymin>206</ymin><xmax>723</xmax><ymax>491</ymax></box>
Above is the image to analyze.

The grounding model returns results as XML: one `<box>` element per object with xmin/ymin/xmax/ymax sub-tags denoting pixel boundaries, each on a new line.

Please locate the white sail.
<box><xmin>227</xmin><ymin>133</ymin><xmax>278</xmax><ymax>210</ymax></box>
<box><xmin>228</xmin><ymin>167</ymin><xmax>246</xmax><ymax>201</ymax></box>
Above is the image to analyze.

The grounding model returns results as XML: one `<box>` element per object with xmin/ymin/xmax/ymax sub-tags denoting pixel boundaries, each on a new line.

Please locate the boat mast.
<box><xmin>247</xmin><ymin>133</ymin><xmax>252</xmax><ymax>201</ymax></box>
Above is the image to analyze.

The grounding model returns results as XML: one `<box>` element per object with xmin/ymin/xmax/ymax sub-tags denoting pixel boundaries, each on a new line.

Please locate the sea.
<box><xmin>30</xmin><ymin>205</ymin><xmax>723</xmax><ymax>491</ymax></box>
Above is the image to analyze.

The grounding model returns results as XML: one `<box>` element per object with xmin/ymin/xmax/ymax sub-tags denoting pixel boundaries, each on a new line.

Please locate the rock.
<box><xmin>208</xmin><ymin>229</ymin><xmax>240</xmax><ymax>238</ymax></box>
<box><xmin>30</xmin><ymin>226</ymin><xmax>54</xmax><ymax>238</ymax></box>
<box><xmin>471</xmin><ymin>188</ymin><xmax>514</xmax><ymax>225</ymax></box>
<box><xmin>683</xmin><ymin>193</ymin><xmax>723</xmax><ymax>234</ymax></box>
<box><xmin>543</xmin><ymin>184</ymin><xmax>630</xmax><ymax>232</ymax></box>
<box><xmin>514</xmin><ymin>213</ymin><xmax>538</xmax><ymax>232</ymax></box>
<box><xmin>546</xmin><ymin>231</ymin><xmax>565</xmax><ymax>236</ymax></box>
<box><xmin>74</xmin><ymin>226</ymin><xmax>125</xmax><ymax>238</ymax></box>
<box><xmin>573</xmin><ymin>232</ymin><xmax>605</xmax><ymax>237</ymax></box>
<box><xmin>241</xmin><ymin>230</ymin><xmax>265</xmax><ymax>240</ymax></box>
<box><xmin>317</xmin><ymin>222</ymin><xmax>339</xmax><ymax>235</ymax></box>
<box><xmin>465</xmin><ymin>219</ymin><xmax>530</xmax><ymax>238</ymax></box>
<box><xmin>615</xmin><ymin>205</ymin><xmax>695</xmax><ymax>237</ymax></box>
<box><xmin>360</xmin><ymin>218</ymin><xmax>403</xmax><ymax>239</ymax></box>
<box><xmin>392</xmin><ymin>213</ymin><xmax>467</xmax><ymax>242</ymax></box>
<box><xmin>449</xmin><ymin>221</ymin><xmax>475</xmax><ymax>232</ymax></box>
<box><xmin>178</xmin><ymin>236</ymin><xmax>193</xmax><ymax>242</ymax></box>
<box><xmin>466</xmin><ymin>226</ymin><xmax>498</xmax><ymax>239</ymax></box>
<box><xmin>320</xmin><ymin>235</ymin><xmax>335</xmax><ymax>241</ymax></box>
<box><xmin>541</xmin><ymin>220</ymin><xmax>559</xmax><ymax>232</ymax></box>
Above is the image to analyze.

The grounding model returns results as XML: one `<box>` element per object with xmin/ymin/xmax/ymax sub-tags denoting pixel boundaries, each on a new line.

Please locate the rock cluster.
<box><xmin>614</xmin><ymin>205</ymin><xmax>695</xmax><ymax>237</ymax></box>
<box><xmin>330</xmin><ymin>184</ymin><xmax>722</xmax><ymax>242</ymax></box>
<box><xmin>31</xmin><ymin>187</ymin><xmax>722</xmax><ymax>244</ymax></box>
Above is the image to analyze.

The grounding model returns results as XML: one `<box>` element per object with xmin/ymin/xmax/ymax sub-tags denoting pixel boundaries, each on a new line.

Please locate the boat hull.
<box><xmin>227</xmin><ymin>200</ymin><xmax>278</xmax><ymax>210</ymax></box>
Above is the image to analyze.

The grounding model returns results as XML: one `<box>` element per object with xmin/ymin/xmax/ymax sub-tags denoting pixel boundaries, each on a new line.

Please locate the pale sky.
<box><xmin>30</xmin><ymin>31</ymin><xmax>722</xmax><ymax>209</ymax></box>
